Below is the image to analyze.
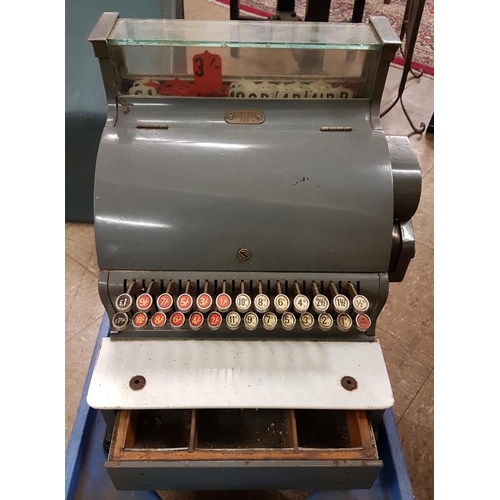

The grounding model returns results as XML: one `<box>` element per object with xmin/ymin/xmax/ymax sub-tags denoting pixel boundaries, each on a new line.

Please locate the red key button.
<box><xmin>136</xmin><ymin>293</ymin><xmax>153</xmax><ymax>312</ymax></box>
<box><xmin>216</xmin><ymin>293</ymin><xmax>232</xmax><ymax>313</ymax></box>
<box><xmin>177</xmin><ymin>293</ymin><xmax>193</xmax><ymax>313</ymax></box>
<box><xmin>189</xmin><ymin>312</ymin><xmax>204</xmax><ymax>330</ymax></box>
<box><xmin>132</xmin><ymin>312</ymin><xmax>148</xmax><ymax>329</ymax></box>
<box><xmin>207</xmin><ymin>311</ymin><xmax>223</xmax><ymax>330</ymax></box>
<box><xmin>355</xmin><ymin>314</ymin><xmax>371</xmax><ymax>332</ymax></box>
<box><xmin>196</xmin><ymin>293</ymin><xmax>213</xmax><ymax>313</ymax></box>
<box><xmin>170</xmin><ymin>311</ymin><xmax>185</xmax><ymax>329</ymax></box>
<box><xmin>157</xmin><ymin>293</ymin><xmax>174</xmax><ymax>312</ymax></box>
<box><xmin>151</xmin><ymin>311</ymin><xmax>167</xmax><ymax>329</ymax></box>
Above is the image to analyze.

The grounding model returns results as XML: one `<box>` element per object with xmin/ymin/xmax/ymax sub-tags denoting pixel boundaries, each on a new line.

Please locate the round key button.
<box><xmin>235</xmin><ymin>293</ymin><xmax>252</xmax><ymax>313</ymax></box>
<box><xmin>332</xmin><ymin>294</ymin><xmax>350</xmax><ymax>313</ymax></box>
<box><xmin>196</xmin><ymin>293</ymin><xmax>213</xmax><ymax>313</ymax></box>
<box><xmin>337</xmin><ymin>313</ymin><xmax>353</xmax><ymax>332</ymax></box>
<box><xmin>355</xmin><ymin>314</ymin><xmax>371</xmax><ymax>332</ymax></box>
<box><xmin>299</xmin><ymin>312</ymin><xmax>314</xmax><ymax>331</ymax></box>
<box><xmin>136</xmin><ymin>293</ymin><xmax>153</xmax><ymax>312</ymax></box>
<box><xmin>207</xmin><ymin>311</ymin><xmax>223</xmax><ymax>331</ymax></box>
<box><xmin>281</xmin><ymin>312</ymin><xmax>296</xmax><ymax>331</ymax></box>
<box><xmin>226</xmin><ymin>311</ymin><xmax>241</xmax><ymax>330</ymax></box>
<box><xmin>274</xmin><ymin>294</ymin><xmax>290</xmax><ymax>314</ymax></box>
<box><xmin>170</xmin><ymin>311</ymin><xmax>185</xmax><ymax>329</ymax></box>
<box><xmin>293</xmin><ymin>294</ymin><xmax>310</xmax><ymax>314</ymax></box>
<box><xmin>312</xmin><ymin>294</ymin><xmax>329</xmax><ymax>314</ymax></box>
<box><xmin>216</xmin><ymin>293</ymin><xmax>232</xmax><ymax>313</ymax></box>
<box><xmin>318</xmin><ymin>313</ymin><xmax>334</xmax><ymax>331</ymax></box>
<box><xmin>244</xmin><ymin>311</ymin><xmax>259</xmax><ymax>331</ymax></box>
<box><xmin>157</xmin><ymin>293</ymin><xmax>174</xmax><ymax>312</ymax></box>
<box><xmin>177</xmin><ymin>293</ymin><xmax>193</xmax><ymax>313</ymax></box>
<box><xmin>262</xmin><ymin>312</ymin><xmax>278</xmax><ymax>331</ymax></box>
<box><xmin>132</xmin><ymin>311</ymin><xmax>148</xmax><ymax>329</ymax></box>
<box><xmin>111</xmin><ymin>312</ymin><xmax>129</xmax><ymax>331</ymax></box>
<box><xmin>189</xmin><ymin>311</ymin><xmax>204</xmax><ymax>330</ymax></box>
<box><xmin>254</xmin><ymin>294</ymin><xmax>270</xmax><ymax>313</ymax></box>
<box><xmin>352</xmin><ymin>295</ymin><xmax>369</xmax><ymax>314</ymax></box>
<box><xmin>115</xmin><ymin>293</ymin><xmax>133</xmax><ymax>313</ymax></box>
<box><xmin>151</xmin><ymin>311</ymin><xmax>167</xmax><ymax>329</ymax></box>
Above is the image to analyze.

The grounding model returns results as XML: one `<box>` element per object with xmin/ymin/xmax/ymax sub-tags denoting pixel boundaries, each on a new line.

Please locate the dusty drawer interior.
<box><xmin>109</xmin><ymin>408</ymin><xmax>379</xmax><ymax>461</ymax></box>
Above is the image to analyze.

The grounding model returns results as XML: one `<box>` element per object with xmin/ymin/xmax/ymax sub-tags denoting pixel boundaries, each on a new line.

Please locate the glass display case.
<box><xmin>99</xmin><ymin>18</ymin><xmax>397</xmax><ymax>100</ymax></box>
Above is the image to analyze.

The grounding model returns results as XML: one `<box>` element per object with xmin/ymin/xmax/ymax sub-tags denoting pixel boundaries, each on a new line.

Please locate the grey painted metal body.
<box><xmin>386</xmin><ymin>135</ymin><xmax>421</xmax><ymax>220</ymax></box>
<box><xmin>105</xmin><ymin>459</ymin><xmax>383</xmax><ymax>490</ymax></box>
<box><xmin>95</xmin><ymin>98</ymin><xmax>394</xmax><ymax>273</ymax></box>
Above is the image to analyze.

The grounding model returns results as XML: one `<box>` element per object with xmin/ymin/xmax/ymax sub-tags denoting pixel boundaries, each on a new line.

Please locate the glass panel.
<box><xmin>109</xmin><ymin>19</ymin><xmax>381</xmax><ymax>49</ymax></box>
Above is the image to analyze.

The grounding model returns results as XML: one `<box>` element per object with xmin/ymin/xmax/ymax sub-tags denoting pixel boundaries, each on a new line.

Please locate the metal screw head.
<box><xmin>237</xmin><ymin>248</ymin><xmax>251</xmax><ymax>261</ymax></box>
<box><xmin>226</xmin><ymin>113</ymin><xmax>233</xmax><ymax>120</ymax></box>
<box><xmin>129</xmin><ymin>375</ymin><xmax>146</xmax><ymax>390</ymax></box>
<box><xmin>341</xmin><ymin>376</ymin><xmax>358</xmax><ymax>391</ymax></box>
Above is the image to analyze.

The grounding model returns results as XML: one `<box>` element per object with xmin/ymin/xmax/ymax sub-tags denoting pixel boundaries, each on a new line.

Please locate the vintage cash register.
<box><xmin>86</xmin><ymin>12</ymin><xmax>421</xmax><ymax>491</ymax></box>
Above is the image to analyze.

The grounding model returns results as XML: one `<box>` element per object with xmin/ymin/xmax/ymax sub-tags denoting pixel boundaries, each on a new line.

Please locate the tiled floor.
<box><xmin>66</xmin><ymin>2</ymin><xmax>433</xmax><ymax>499</ymax></box>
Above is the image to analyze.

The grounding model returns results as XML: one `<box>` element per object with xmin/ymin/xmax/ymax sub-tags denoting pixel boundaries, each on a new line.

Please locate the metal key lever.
<box><xmin>311</xmin><ymin>282</ymin><xmax>329</xmax><ymax>314</ymax></box>
<box><xmin>157</xmin><ymin>280</ymin><xmax>174</xmax><ymax>312</ymax></box>
<box><xmin>235</xmin><ymin>281</ymin><xmax>252</xmax><ymax>313</ymax></box>
<box><xmin>115</xmin><ymin>281</ymin><xmax>136</xmax><ymax>313</ymax></box>
<box><xmin>347</xmin><ymin>282</ymin><xmax>370</xmax><ymax>314</ymax></box>
<box><xmin>177</xmin><ymin>280</ymin><xmax>194</xmax><ymax>313</ymax></box>
<box><xmin>196</xmin><ymin>281</ymin><xmax>213</xmax><ymax>313</ymax></box>
<box><xmin>274</xmin><ymin>280</ymin><xmax>290</xmax><ymax>314</ymax></box>
<box><xmin>254</xmin><ymin>281</ymin><xmax>270</xmax><ymax>314</ymax></box>
<box><xmin>293</xmin><ymin>281</ymin><xmax>309</xmax><ymax>314</ymax></box>
<box><xmin>329</xmin><ymin>282</ymin><xmax>350</xmax><ymax>314</ymax></box>
<box><xmin>216</xmin><ymin>280</ymin><xmax>232</xmax><ymax>313</ymax></box>
<box><xmin>136</xmin><ymin>281</ymin><xmax>155</xmax><ymax>312</ymax></box>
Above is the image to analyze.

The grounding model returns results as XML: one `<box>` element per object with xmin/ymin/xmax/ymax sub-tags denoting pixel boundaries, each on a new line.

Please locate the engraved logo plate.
<box><xmin>225</xmin><ymin>110</ymin><xmax>265</xmax><ymax>124</ymax></box>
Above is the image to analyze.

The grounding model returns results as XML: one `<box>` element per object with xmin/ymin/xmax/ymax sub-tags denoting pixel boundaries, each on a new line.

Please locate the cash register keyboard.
<box><xmin>103</xmin><ymin>272</ymin><xmax>387</xmax><ymax>340</ymax></box>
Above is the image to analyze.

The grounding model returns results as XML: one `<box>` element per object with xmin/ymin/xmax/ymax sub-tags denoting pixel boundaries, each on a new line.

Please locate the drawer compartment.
<box><xmin>106</xmin><ymin>408</ymin><xmax>383</xmax><ymax>490</ymax></box>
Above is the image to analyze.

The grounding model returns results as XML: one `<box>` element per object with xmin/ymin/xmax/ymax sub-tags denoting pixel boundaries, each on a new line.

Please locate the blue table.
<box><xmin>65</xmin><ymin>315</ymin><xmax>414</xmax><ymax>499</ymax></box>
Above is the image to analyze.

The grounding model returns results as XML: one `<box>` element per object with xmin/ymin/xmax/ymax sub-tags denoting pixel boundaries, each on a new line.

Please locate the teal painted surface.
<box><xmin>65</xmin><ymin>1</ymin><xmax>165</xmax><ymax>221</ymax></box>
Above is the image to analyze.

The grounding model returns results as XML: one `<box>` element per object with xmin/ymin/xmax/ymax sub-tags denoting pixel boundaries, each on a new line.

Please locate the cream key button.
<box><xmin>336</xmin><ymin>313</ymin><xmax>353</xmax><ymax>332</ymax></box>
<box><xmin>262</xmin><ymin>312</ymin><xmax>278</xmax><ymax>331</ymax></box>
<box><xmin>352</xmin><ymin>295</ymin><xmax>370</xmax><ymax>314</ymax></box>
<box><xmin>244</xmin><ymin>312</ymin><xmax>259</xmax><ymax>331</ymax></box>
<box><xmin>312</xmin><ymin>294</ymin><xmax>329</xmax><ymax>313</ymax></box>
<box><xmin>226</xmin><ymin>311</ymin><xmax>241</xmax><ymax>330</ymax></box>
<box><xmin>281</xmin><ymin>312</ymin><xmax>296</xmax><ymax>331</ymax></box>
<box><xmin>318</xmin><ymin>313</ymin><xmax>334</xmax><ymax>331</ymax></box>
<box><xmin>254</xmin><ymin>294</ymin><xmax>270</xmax><ymax>314</ymax></box>
<box><xmin>299</xmin><ymin>312</ymin><xmax>314</xmax><ymax>331</ymax></box>
<box><xmin>235</xmin><ymin>293</ymin><xmax>252</xmax><ymax>313</ymax></box>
